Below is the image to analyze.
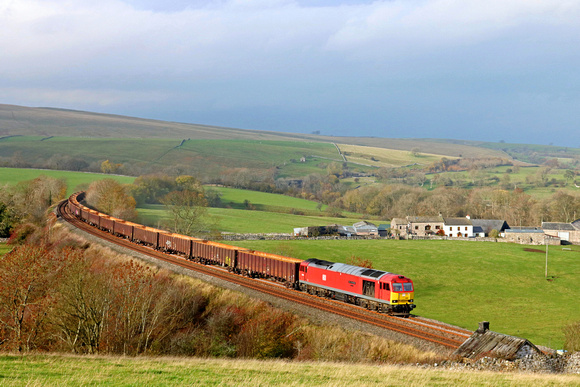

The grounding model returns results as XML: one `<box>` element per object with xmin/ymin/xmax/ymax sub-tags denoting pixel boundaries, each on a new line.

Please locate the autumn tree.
<box><xmin>161</xmin><ymin>175</ymin><xmax>211</xmax><ymax>236</ymax></box>
<box><xmin>100</xmin><ymin>160</ymin><xmax>122</xmax><ymax>174</ymax></box>
<box><xmin>86</xmin><ymin>179</ymin><xmax>137</xmax><ymax>220</ymax></box>
<box><xmin>130</xmin><ymin>174</ymin><xmax>177</xmax><ymax>205</ymax></box>
<box><xmin>0</xmin><ymin>176</ymin><xmax>67</xmax><ymax>226</ymax></box>
<box><xmin>0</xmin><ymin>245</ymin><xmax>67</xmax><ymax>351</ymax></box>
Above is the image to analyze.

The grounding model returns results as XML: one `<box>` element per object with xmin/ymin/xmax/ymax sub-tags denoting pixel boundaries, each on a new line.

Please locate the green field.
<box><xmin>0</xmin><ymin>243</ymin><xmax>11</xmax><ymax>256</ymax></box>
<box><xmin>137</xmin><ymin>204</ymin><xmax>364</xmax><ymax>234</ymax></box>
<box><xmin>229</xmin><ymin>239</ymin><xmax>580</xmax><ymax>349</ymax></box>
<box><xmin>0</xmin><ymin>167</ymin><xmax>135</xmax><ymax>195</ymax></box>
<box><xmin>0</xmin><ymin>136</ymin><xmax>361</xmax><ymax>179</ymax></box>
<box><xmin>1</xmin><ymin>354</ymin><xmax>578</xmax><ymax>386</ymax></box>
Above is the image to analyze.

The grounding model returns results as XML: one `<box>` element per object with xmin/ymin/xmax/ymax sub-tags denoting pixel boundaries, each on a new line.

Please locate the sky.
<box><xmin>2</xmin><ymin>0</ymin><xmax>580</xmax><ymax>147</ymax></box>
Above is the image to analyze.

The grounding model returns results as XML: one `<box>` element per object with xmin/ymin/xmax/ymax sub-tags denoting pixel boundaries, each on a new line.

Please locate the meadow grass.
<box><xmin>0</xmin><ymin>137</ymin><xmax>365</xmax><ymax>179</ymax></box>
<box><xmin>1</xmin><ymin>354</ymin><xmax>579</xmax><ymax>386</ymax></box>
<box><xmin>210</xmin><ymin>186</ymin><xmax>328</xmax><ymax>212</ymax></box>
<box><xmin>0</xmin><ymin>243</ymin><xmax>11</xmax><ymax>256</ymax></box>
<box><xmin>339</xmin><ymin>143</ymin><xmax>445</xmax><ymax>168</ymax></box>
<box><xmin>0</xmin><ymin>167</ymin><xmax>135</xmax><ymax>195</ymax></box>
<box><xmin>230</xmin><ymin>239</ymin><xmax>580</xmax><ymax>349</ymax></box>
<box><xmin>137</xmin><ymin>204</ymin><xmax>365</xmax><ymax>233</ymax></box>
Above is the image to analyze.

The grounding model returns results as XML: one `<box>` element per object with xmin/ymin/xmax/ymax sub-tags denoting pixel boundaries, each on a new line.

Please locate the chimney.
<box><xmin>477</xmin><ymin>321</ymin><xmax>490</xmax><ymax>333</ymax></box>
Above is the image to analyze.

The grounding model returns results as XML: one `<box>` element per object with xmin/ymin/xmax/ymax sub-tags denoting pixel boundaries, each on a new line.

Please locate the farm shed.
<box><xmin>378</xmin><ymin>224</ymin><xmax>390</xmax><ymax>237</ymax></box>
<box><xmin>454</xmin><ymin>322</ymin><xmax>544</xmax><ymax>360</ymax></box>
<box><xmin>337</xmin><ymin>225</ymin><xmax>356</xmax><ymax>237</ymax></box>
<box><xmin>471</xmin><ymin>219</ymin><xmax>510</xmax><ymax>237</ymax></box>
<box><xmin>353</xmin><ymin>221</ymin><xmax>378</xmax><ymax>236</ymax></box>
<box><xmin>542</xmin><ymin>221</ymin><xmax>580</xmax><ymax>244</ymax></box>
<box><xmin>504</xmin><ymin>227</ymin><xmax>560</xmax><ymax>245</ymax></box>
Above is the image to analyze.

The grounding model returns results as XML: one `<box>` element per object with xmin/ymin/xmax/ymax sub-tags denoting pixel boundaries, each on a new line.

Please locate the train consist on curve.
<box><xmin>67</xmin><ymin>192</ymin><xmax>416</xmax><ymax>316</ymax></box>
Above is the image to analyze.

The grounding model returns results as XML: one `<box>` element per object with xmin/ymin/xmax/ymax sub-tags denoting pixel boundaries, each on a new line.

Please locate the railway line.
<box><xmin>57</xmin><ymin>199</ymin><xmax>471</xmax><ymax>351</ymax></box>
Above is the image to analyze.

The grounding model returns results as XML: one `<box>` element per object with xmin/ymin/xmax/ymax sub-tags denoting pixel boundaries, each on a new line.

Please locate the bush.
<box><xmin>564</xmin><ymin>321</ymin><xmax>580</xmax><ymax>352</ymax></box>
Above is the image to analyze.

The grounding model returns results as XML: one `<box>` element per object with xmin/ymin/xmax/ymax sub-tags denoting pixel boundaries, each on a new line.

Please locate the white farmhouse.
<box><xmin>443</xmin><ymin>216</ymin><xmax>474</xmax><ymax>237</ymax></box>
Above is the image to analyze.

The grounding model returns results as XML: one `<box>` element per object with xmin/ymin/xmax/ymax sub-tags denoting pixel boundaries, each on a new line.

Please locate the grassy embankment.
<box><xmin>231</xmin><ymin>239</ymin><xmax>580</xmax><ymax>349</ymax></box>
<box><xmin>1</xmin><ymin>354</ymin><xmax>579</xmax><ymax>386</ymax></box>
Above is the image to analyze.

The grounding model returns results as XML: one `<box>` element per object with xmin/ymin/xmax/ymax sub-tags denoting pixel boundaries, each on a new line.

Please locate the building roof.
<box><xmin>541</xmin><ymin>222</ymin><xmax>577</xmax><ymax>231</ymax></box>
<box><xmin>454</xmin><ymin>324</ymin><xmax>543</xmax><ymax>360</ymax></box>
<box><xmin>444</xmin><ymin>217</ymin><xmax>472</xmax><ymax>226</ymax></box>
<box><xmin>407</xmin><ymin>216</ymin><xmax>444</xmax><ymax>223</ymax></box>
<box><xmin>505</xmin><ymin>227</ymin><xmax>544</xmax><ymax>234</ymax></box>
<box><xmin>470</xmin><ymin>219</ymin><xmax>509</xmax><ymax>233</ymax></box>
<box><xmin>354</xmin><ymin>221</ymin><xmax>377</xmax><ymax>228</ymax></box>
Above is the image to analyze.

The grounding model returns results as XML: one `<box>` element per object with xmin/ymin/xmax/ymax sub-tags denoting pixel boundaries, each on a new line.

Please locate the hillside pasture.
<box><xmin>0</xmin><ymin>136</ymin><xmax>372</xmax><ymax>179</ymax></box>
<box><xmin>339</xmin><ymin>144</ymin><xmax>446</xmax><ymax>168</ymax></box>
<box><xmin>230</xmin><ymin>239</ymin><xmax>580</xmax><ymax>349</ymax></box>
<box><xmin>0</xmin><ymin>167</ymin><xmax>135</xmax><ymax>195</ymax></box>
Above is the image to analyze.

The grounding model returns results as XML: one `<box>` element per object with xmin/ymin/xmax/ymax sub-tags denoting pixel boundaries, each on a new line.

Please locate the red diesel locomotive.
<box><xmin>66</xmin><ymin>192</ymin><xmax>416</xmax><ymax>316</ymax></box>
<box><xmin>299</xmin><ymin>258</ymin><xmax>415</xmax><ymax>315</ymax></box>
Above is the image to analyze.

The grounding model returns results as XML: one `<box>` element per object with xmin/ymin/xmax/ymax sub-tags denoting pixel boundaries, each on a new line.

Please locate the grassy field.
<box><xmin>0</xmin><ymin>243</ymin><xmax>11</xmax><ymax>256</ymax></box>
<box><xmin>229</xmin><ymin>239</ymin><xmax>580</xmax><ymax>349</ymax></box>
<box><xmin>0</xmin><ymin>136</ymin><xmax>372</xmax><ymax>179</ymax></box>
<box><xmin>1</xmin><ymin>354</ymin><xmax>578</xmax><ymax>386</ymax></box>
<box><xmin>137</xmin><ymin>204</ymin><xmax>365</xmax><ymax>233</ymax></box>
<box><xmin>0</xmin><ymin>167</ymin><xmax>135</xmax><ymax>195</ymax></box>
<box><xmin>339</xmin><ymin>144</ymin><xmax>447</xmax><ymax>168</ymax></box>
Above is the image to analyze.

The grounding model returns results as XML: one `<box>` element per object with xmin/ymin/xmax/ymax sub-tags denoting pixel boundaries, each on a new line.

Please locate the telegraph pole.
<box><xmin>545</xmin><ymin>236</ymin><xmax>549</xmax><ymax>279</ymax></box>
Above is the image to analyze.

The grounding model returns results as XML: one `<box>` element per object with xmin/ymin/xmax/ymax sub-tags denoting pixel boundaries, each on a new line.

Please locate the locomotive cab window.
<box><xmin>403</xmin><ymin>283</ymin><xmax>413</xmax><ymax>291</ymax></box>
<box><xmin>392</xmin><ymin>283</ymin><xmax>403</xmax><ymax>292</ymax></box>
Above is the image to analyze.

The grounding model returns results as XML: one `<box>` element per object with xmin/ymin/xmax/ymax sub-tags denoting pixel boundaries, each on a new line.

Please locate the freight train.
<box><xmin>67</xmin><ymin>192</ymin><xmax>416</xmax><ymax>316</ymax></box>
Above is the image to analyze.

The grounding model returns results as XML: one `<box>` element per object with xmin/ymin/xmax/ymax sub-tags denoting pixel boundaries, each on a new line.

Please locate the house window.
<box><xmin>450</xmin><ymin>227</ymin><xmax>453</xmax><ymax>231</ymax></box>
<box><xmin>415</xmin><ymin>226</ymin><xmax>419</xmax><ymax>230</ymax></box>
<box><xmin>435</xmin><ymin>225</ymin><xmax>440</xmax><ymax>229</ymax></box>
<box><xmin>426</xmin><ymin>225</ymin><xmax>431</xmax><ymax>230</ymax></box>
<box><xmin>465</xmin><ymin>227</ymin><xmax>468</xmax><ymax>231</ymax></box>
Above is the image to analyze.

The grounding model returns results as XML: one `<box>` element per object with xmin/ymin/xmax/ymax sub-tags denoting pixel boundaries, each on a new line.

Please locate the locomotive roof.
<box><xmin>305</xmin><ymin>258</ymin><xmax>391</xmax><ymax>279</ymax></box>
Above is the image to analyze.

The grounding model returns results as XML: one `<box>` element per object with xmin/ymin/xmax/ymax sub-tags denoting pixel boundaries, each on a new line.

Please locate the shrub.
<box><xmin>564</xmin><ymin>321</ymin><xmax>580</xmax><ymax>352</ymax></box>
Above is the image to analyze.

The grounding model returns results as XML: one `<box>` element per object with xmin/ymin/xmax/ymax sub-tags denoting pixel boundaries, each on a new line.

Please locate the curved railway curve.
<box><xmin>57</xmin><ymin>198</ymin><xmax>471</xmax><ymax>351</ymax></box>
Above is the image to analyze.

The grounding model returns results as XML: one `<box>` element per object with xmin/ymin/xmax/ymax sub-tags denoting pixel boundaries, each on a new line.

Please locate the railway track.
<box><xmin>57</xmin><ymin>199</ymin><xmax>471</xmax><ymax>350</ymax></box>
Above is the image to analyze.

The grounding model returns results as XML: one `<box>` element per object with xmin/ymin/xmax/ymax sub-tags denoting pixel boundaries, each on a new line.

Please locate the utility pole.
<box><xmin>545</xmin><ymin>236</ymin><xmax>549</xmax><ymax>279</ymax></box>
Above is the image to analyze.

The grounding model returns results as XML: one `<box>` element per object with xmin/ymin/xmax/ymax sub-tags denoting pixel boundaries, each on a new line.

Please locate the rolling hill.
<box><xmin>0</xmin><ymin>104</ymin><xmax>509</xmax><ymax>160</ymax></box>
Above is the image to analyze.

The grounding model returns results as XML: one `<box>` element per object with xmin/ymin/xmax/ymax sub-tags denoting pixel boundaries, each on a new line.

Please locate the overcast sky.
<box><xmin>2</xmin><ymin>0</ymin><xmax>580</xmax><ymax>146</ymax></box>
